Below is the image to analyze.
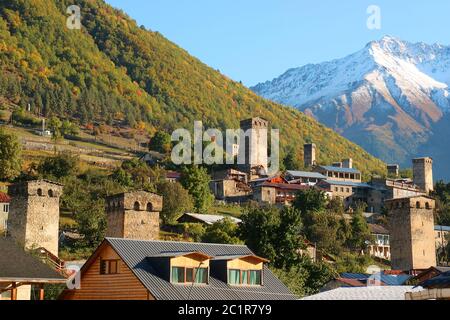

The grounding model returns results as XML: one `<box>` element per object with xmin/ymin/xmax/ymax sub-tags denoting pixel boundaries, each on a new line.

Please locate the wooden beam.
<box><xmin>39</xmin><ymin>284</ymin><xmax>45</xmax><ymax>301</ymax></box>
<box><xmin>11</xmin><ymin>283</ymin><xmax>17</xmax><ymax>301</ymax></box>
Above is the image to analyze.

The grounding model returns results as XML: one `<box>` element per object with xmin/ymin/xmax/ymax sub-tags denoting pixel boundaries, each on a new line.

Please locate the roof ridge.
<box><xmin>106</xmin><ymin>237</ymin><xmax>249</xmax><ymax>248</ymax></box>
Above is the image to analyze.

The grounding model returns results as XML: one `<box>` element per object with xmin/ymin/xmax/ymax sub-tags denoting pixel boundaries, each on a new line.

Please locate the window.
<box><xmin>172</xmin><ymin>267</ymin><xmax>208</xmax><ymax>284</ymax></box>
<box><xmin>100</xmin><ymin>260</ymin><xmax>119</xmax><ymax>275</ymax></box>
<box><xmin>37</xmin><ymin>188</ymin><xmax>43</xmax><ymax>196</ymax></box>
<box><xmin>228</xmin><ymin>269</ymin><xmax>240</xmax><ymax>285</ymax></box>
<box><xmin>228</xmin><ymin>269</ymin><xmax>262</xmax><ymax>286</ymax></box>
<box><xmin>171</xmin><ymin>267</ymin><xmax>185</xmax><ymax>283</ymax></box>
<box><xmin>134</xmin><ymin>201</ymin><xmax>140</xmax><ymax>211</ymax></box>
<box><xmin>48</xmin><ymin>189</ymin><xmax>54</xmax><ymax>197</ymax></box>
<box><xmin>146</xmin><ymin>203</ymin><xmax>153</xmax><ymax>212</ymax></box>
<box><xmin>3</xmin><ymin>204</ymin><xmax>9</xmax><ymax>213</ymax></box>
<box><xmin>249</xmin><ymin>270</ymin><xmax>262</xmax><ymax>285</ymax></box>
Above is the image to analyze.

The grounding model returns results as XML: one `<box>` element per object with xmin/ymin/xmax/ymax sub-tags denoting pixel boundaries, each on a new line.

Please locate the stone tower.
<box><xmin>106</xmin><ymin>191</ymin><xmax>162</xmax><ymax>240</ymax></box>
<box><xmin>413</xmin><ymin>157</ymin><xmax>433</xmax><ymax>194</ymax></box>
<box><xmin>238</xmin><ymin>117</ymin><xmax>268</xmax><ymax>176</ymax></box>
<box><xmin>386</xmin><ymin>195</ymin><xmax>436</xmax><ymax>271</ymax></box>
<box><xmin>7</xmin><ymin>180</ymin><xmax>63</xmax><ymax>257</ymax></box>
<box><xmin>304</xmin><ymin>143</ymin><xmax>316</xmax><ymax>168</ymax></box>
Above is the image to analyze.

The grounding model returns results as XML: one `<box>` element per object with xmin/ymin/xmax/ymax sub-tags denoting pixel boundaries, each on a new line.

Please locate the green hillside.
<box><xmin>0</xmin><ymin>0</ymin><xmax>386</xmax><ymax>176</ymax></box>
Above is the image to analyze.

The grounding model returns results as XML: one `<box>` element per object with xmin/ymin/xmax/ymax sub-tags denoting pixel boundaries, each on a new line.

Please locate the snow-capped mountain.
<box><xmin>252</xmin><ymin>36</ymin><xmax>450</xmax><ymax>179</ymax></box>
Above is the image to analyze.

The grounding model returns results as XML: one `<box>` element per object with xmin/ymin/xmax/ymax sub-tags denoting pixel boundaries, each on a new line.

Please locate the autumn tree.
<box><xmin>180</xmin><ymin>166</ymin><xmax>214</xmax><ymax>213</ymax></box>
<box><xmin>0</xmin><ymin>129</ymin><xmax>22</xmax><ymax>181</ymax></box>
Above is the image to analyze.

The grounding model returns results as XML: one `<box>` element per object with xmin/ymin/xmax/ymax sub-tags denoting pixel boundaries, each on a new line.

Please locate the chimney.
<box><xmin>342</xmin><ymin>158</ymin><xmax>353</xmax><ymax>169</ymax></box>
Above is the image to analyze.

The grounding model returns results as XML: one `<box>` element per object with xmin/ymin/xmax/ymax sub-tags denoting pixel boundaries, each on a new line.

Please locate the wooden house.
<box><xmin>59</xmin><ymin>238</ymin><xmax>296</xmax><ymax>300</ymax></box>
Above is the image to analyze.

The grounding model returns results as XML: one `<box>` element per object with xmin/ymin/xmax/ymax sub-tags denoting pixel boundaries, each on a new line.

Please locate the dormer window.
<box><xmin>229</xmin><ymin>269</ymin><xmax>262</xmax><ymax>286</ymax></box>
<box><xmin>213</xmin><ymin>254</ymin><xmax>268</xmax><ymax>287</ymax></box>
<box><xmin>171</xmin><ymin>267</ymin><xmax>208</xmax><ymax>284</ymax></box>
<box><xmin>152</xmin><ymin>251</ymin><xmax>211</xmax><ymax>285</ymax></box>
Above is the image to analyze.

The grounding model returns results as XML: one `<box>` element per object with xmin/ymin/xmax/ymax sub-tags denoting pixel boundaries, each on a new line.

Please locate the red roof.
<box><xmin>336</xmin><ymin>278</ymin><xmax>366</xmax><ymax>287</ymax></box>
<box><xmin>0</xmin><ymin>192</ymin><xmax>11</xmax><ymax>203</ymax></box>
<box><xmin>166</xmin><ymin>171</ymin><xmax>181</xmax><ymax>179</ymax></box>
<box><xmin>260</xmin><ymin>182</ymin><xmax>312</xmax><ymax>191</ymax></box>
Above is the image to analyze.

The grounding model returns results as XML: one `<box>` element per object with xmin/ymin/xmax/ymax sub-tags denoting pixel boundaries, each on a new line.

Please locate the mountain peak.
<box><xmin>252</xmin><ymin>37</ymin><xmax>450</xmax><ymax>179</ymax></box>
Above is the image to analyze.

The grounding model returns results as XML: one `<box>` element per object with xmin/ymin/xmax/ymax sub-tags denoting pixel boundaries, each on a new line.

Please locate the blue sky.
<box><xmin>106</xmin><ymin>0</ymin><xmax>450</xmax><ymax>86</ymax></box>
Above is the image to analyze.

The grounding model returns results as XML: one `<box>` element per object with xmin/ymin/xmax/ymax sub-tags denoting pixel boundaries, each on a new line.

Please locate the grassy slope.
<box><xmin>1</xmin><ymin>0</ymin><xmax>386</xmax><ymax>176</ymax></box>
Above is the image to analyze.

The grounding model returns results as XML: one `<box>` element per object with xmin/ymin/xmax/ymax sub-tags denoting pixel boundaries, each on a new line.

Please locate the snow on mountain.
<box><xmin>252</xmin><ymin>36</ymin><xmax>450</xmax><ymax>178</ymax></box>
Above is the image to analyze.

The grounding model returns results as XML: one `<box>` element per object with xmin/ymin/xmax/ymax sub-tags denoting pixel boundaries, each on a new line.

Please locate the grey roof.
<box><xmin>435</xmin><ymin>225</ymin><xmax>450</xmax><ymax>232</ymax></box>
<box><xmin>318</xmin><ymin>166</ymin><xmax>361</xmax><ymax>174</ymax></box>
<box><xmin>302</xmin><ymin>286</ymin><xmax>422</xmax><ymax>300</ymax></box>
<box><xmin>106</xmin><ymin>238</ymin><xmax>296</xmax><ymax>300</ymax></box>
<box><xmin>285</xmin><ymin>171</ymin><xmax>327</xmax><ymax>179</ymax></box>
<box><xmin>0</xmin><ymin>238</ymin><xmax>66</xmax><ymax>282</ymax></box>
<box><xmin>180</xmin><ymin>213</ymin><xmax>242</xmax><ymax>225</ymax></box>
<box><xmin>320</xmin><ymin>180</ymin><xmax>371</xmax><ymax>188</ymax></box>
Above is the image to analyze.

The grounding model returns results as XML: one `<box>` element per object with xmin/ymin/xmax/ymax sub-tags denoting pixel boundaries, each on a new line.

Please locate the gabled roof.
<box><xmin>317</xmin><ymin>166</ymin><xmax>361</xmax><ymax>174</ymax></box>
<box><xmin>178</xmin><ymin>213</ymin><xmax>242</xmax><ymax>225</ymax></box>
<box><xmin>369</xmin><ymin>224</ymin><xmax>389</xmax><ymax>235</ymax></box>
<box><xmin>420</xmin><ymin>271</ymin><xmax>450</xmax><ymax>289</ymax></box>
<box><xmin>104</xmin><ymin>238</ymin><xmax>296</xmax><ymax>300</ymax></box>
<box><xmin>0</xmin><ymin>192</ymin><xmax>11</xmax><ymax>203</ymax></box>
<box><xmin>0</xmin><ymin>238</ymin><xmax>66</xmax><ymax>283</ymax></box>
<box><xmin>150</xmin><ymin>251</ymin><xmax>213</xmax><ymax>259</ymax></box>
<box><xmin>213</xmin><ymin>254</ymin><xmax>270</xmax><ymax>263</ymax></box>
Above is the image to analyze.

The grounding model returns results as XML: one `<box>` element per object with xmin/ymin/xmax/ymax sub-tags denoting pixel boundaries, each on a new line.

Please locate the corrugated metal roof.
<box><xmin>302</xmin><ymin>286</ymin><xmax>422</xmax><ymax>300</ymax></box>
<box><xmin>320</xmin><ymin>180</ymin><xmax>371</xmax><ymax>188</ymax></box>
<box><xmin>181</xmin><ymin>213</ymin><xmax>242</xmax><ymax>225</ymax></box>
<box><xmin>318</xmin><ymin>166</ymin><xmax>361</xmax><ymax>174</ymax></box>
<box><xmin>421</xmin><ymin>271</ymin><xmax>450</xmax><ymax>289</ymax></box>
<box><xmin>106</xmin><ymin>238</ymin><xmax>296</xmax><ymax>300</ymax></box>
<box><xmin>285</xmin><ymin>171</ymin><xmax>327</xmax><ymax>179</ymax></box>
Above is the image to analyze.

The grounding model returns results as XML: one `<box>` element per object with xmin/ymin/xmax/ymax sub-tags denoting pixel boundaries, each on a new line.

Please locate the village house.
<box><xmin>209</xmin><ymin>169</ymin><xmax>252</xmax><ymax>202</ymax></box>
<box><xmin>59</xmin><ymin>238</ymin><xmax>297</xmax><ymax>300</ymax></box>
<box><xmin>0</xmin><ymin>238</ymin><xmax>66</xmax><ymax>300</ymax></box>
<box><xmin>368</xmin><ymin>224</ymin><xmax>391</xmax><ymax>260</ymax></box>
<box><xmin>435</xmin><ymin>225</ymin><xmax>450</xmax><ymax>251</ymax></box>
<box><xmin>284</xmin><ymin>170</ymin><xmax>327</xmax><ymax>185</ymax></box>
<box><xmin>0</xmin><ymin>191</ymin><xmax>10</xmax><ymax>233</ymax></box>
<box><xmin>253</xmin><ymin>181</ymin><xmax>312</xmax><ymax>205</ymax></box>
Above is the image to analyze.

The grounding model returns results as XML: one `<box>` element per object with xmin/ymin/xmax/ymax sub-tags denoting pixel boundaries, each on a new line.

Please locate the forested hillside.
<box><xmin>0</xmin><ymin>0</ymin><xmax>386</xmax><ymax>175</ymax></box>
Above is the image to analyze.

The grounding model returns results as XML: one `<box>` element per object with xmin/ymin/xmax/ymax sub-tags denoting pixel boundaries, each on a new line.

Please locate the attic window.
<box><xmin>171</xmin><ymin>267</ymin><xmax>208</xmax><ymax>284</ymax></box>
<box><xmin>228</xmin><ymin>269</ymin><xmax>262</xmax><ymax>286</ymax></box>
<box><xmin>100</xmin><ymin>259</ymin><xmax>119</xmax><ymax>275</ymax></box>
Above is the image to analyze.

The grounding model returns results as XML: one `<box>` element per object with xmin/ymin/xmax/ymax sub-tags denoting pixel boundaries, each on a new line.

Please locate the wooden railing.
<box><xmin>36</xmin><ymin>247</ymin><xmax>66</xmax><ymax>274</ymax></box>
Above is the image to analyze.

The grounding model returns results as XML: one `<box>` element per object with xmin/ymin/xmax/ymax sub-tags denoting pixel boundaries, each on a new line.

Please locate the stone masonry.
<box><xmin>106</xmin><ymin>191</ymin><xmax>162</xmax><ymax>240</ymax></box>
<box><xmin>386</xmin><ymin>195</ymin><xmax>436</xmax><ymax>271</ymax></box>
<box><xmin>7</xmin><ymin>180</ymin><xmax>63</xmax><ymax>257</ymax></box>
<box><xmin>413</xmin><ymin>157</ymin><xmax>434</xmax><ymax>194</ymax></box>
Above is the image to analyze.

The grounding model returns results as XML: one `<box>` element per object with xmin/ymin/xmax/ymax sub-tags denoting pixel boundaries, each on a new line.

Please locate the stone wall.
<box><xmin>7</xmin><ymin>180</ymin><xmax>63</xmax><ymax>257</ymax></box>
<box><xmin>106</xmin><ymin>191</ymin><xmax>162</xmax><ymax>241</ymax></box>
<box><xmin>387</xmin><ymin>196</ymin><xmax>436</xmax><ymax>270</ymax></box>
